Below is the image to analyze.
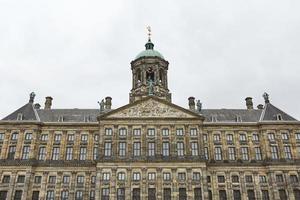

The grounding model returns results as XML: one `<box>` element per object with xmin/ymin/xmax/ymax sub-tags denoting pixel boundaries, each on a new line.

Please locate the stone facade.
<box><xmin>0</xmin><ymin>38</ymin><xmax>299</xmax><ymax>200</ymax></box>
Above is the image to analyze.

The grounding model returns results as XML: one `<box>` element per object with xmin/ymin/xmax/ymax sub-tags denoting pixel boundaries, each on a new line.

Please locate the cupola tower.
<box><xmin>129</xmin><ymin>27</ymin><xmax>171</xmax><ymax>103</ymax></box>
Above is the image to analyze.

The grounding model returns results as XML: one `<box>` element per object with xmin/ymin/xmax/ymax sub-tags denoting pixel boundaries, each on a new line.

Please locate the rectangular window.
<box><xmin>194</xmin><ymin>188</ymin><xmax>202</xmax><ymax>200</ymax></box>
<box><xmin>239</xmin><ymin>134</ymin><xmax>247</xmax><ymax>142</ymax></box>
<box><xmin>91</xmin><ymin>176</ymin><xmax>96</xmax><ymax>184</ymax></box>
<box><xmin>279</xmin><ymin>189</ymin><xmax>287</xmax><ymax>200</ymax></box>
<box><xmin>162</xmin><ymin>128</ymin><xmax>169</xmax><ymax>136</ymax></box>
<box><xmin>133</xmin><ymin>128</ymin><xmax>141</xmax><ymax>136</ymax></box>
<box><xmin>177</xmin><ymin>142</ymin><xmax>184</xmax><ymax>156</ymax></box>
<box><xmin>241</xmin><ymin>147</ymin><xmax>249</xmax><ymax>160</ymax></box>
<box><xmin>117</xmin><ymin>188</ymin><xmax>125</xmax><ymax>200</ymax></box>
<box><xmin>101</xmin><ymin>188</ymin><xmax>109</xmax><ymax>200</ymax></box>
<box><xmin>163</xmin><ymin>173</ymin><xmax>171</xmax><ymax>181</ymax></box>
<box><xmin>271</xmin><ymin>146</ymin><xmax>279</xmax><ymax>160</ymax></box>
<box><xmin>162</xmin><ymin>142</ymin><xmax>170</xmax><ymax>156</ymax></box>
<box><xmin>252</xmin><ymin>133</ymin><xmax>259</xmax><ymax>141</ymax></box>
<box><xmin>215</xmin><ymin>147</ymin><xmax>222</xmax><ymax>160</ymax></box>
<box><xmin>284</xmin><ymin>146</ymin><xmax>292</xmax><ymax>159</ymax></box>
<box><xmin>54</xmin><ymin>134</ymin><xmax>61</xmax><ymax>142</ymax></box>
<box><xmin>133</xmin><ymin>142</ymin><xmax>141</xmax><ymax>157</ymax></box>
<box><xmin>276</xmin><ymin>174</ymin><xmax>284</xmax><ymax>182</ymax></box>
<box><xmin>148</xmin><ymin>142</ymin><xmax>155</xmax><ymax>156</ymax></box>
<box><xmin>119</xmin><ymin>128</ymin><xmax>127</xmax><ymax>136</ymax></box>
<box><xmin>21</xmin><ymin>146</ymin><xmax>30</xmax><ymax>160</ymax></box>
<box><xmin>148</xmin><ymin>188</ymin><xmax>156</xmax><ymax>200</ymax></box>
<box><xmin>290</xmin><ymin>175</ymin><xmax>298</xmax><ymax>183</ymax></box>
<box><xmin>103</xmin><ymin>173</ymin><xmax>110</xmax><ymax>181</ymax></box>
<box><xmin>203</xmin><ymin>134</ymin><xmax>208</xmax><ymax>142</ymax></box>
<box><xmin>2</xmin><ymin>175</ymin><xmax>10</xmax><ymax>183</ymax></box>
<box><xmin>268</xmin><ymin>133</ymin><xmax>275</xmax><ymax>141</ymax></box>
<box><xmin>228</xmin><ymin>147</ymin><xmax>236</xmax><ymax>160</ymax></box>
<box><xmin>219</xmin><ymin>190</ymin><xmax>227</xmax><ymax>200</ymax></box>
<box><xmin>66</xmin><ymin>147</ymin><xmax>73</xmax><ymax>160</ymax></box>
<box><xmin>79</xmin><ymin>147</ymin><xmax>87</xmax><ymax>160</ymax></box>
<box><xmin>178</xmin><ymin>173</ymin><xmax>186</xmax><ymax>181</ymax></box>
<box><xmin>190</xmin><ymin>128</ymin><xmax>197</xmax><ymax>136</ymax></box>
<box><xmin>25</xmin><ymin>133</ymin><xmax>32</xmax><ymax>140</ymax></box>
<box><xmin>67</xmin><ymin>134</ymin><xmax>74</xmax><ymax>142</ymax></box>
<box><xmin>94</xmin><ymin>134</ymin><xmax>99</xmax><ymax>141</ymax></box>
<box><xmin>48</xmin><ymin>176</ymin><xmax>56</xmax><ymax>184</ymax></box>
<box><xmin>163</xmin><ymin>188</ymin><xmax>171</xmax><ymax>200</ymax></box>
<box><xmin>11</xmin><ymin>132</ymin><xmax>18</xmax><ymax>140</ymax></box>
<box><xmin>7</xmin><ymin>146</ymin><xmax>16</xmax><ymax>159</ymax></box>
<box><xmin>213</xmin><ymin>134</ymin><xmax>220</xmax><ymax>142</ymax></box>
<box><xmin>32</xmin><ymin>191</ymin><xmax>39</xmax><ymax>200</ymax></box>
<box><xmin>147</xmin><ymin>128</ymin><xmax>155</xmax><ymax>136</ymax></box>
<box><xmin>41</xmin><ymin>134</ymin><xmax>48</xmax><ymax>141</ymax></box>
<box><xmin>247</xmin><ymin>190</ymin><xmax>255</xmax><ymax>200</ymax></box>
<box><xmin>295</xmin><ymin>133</ymin><xmax>300</xmax><ymax>140</ymax></box>
<box><xmin>93</xmin><ymin>147</ymin><xmax>98</xmax><ymax>160</ymax></box>
<box><xmin>81</xmin><ymin>134</ymin><xmax>88</xmax><ymax>142</ymax></box>
<box><xmin>259</xmin><ymin>175</ymin><xmax>267</xmax><ymax>183</ymax></box>
<box><xmin>226</xmin><ymin>134</ymin><xmax>233</xmax><ymax>142</ymax></box>
<box><xmin>14</xmin><ymin>190</ymin><xmax>22</xmax><ymax>200</ymax></box>
<box><xmin>133</xmin><ymin>172</ymin><xmax>140</xmax><ymax>181</ymax></box>
<box><xmin>104</xmin><ymin>142</ymin><xmax>112</xmax><ymax>157</ymax></box>
<box><xmin>204</xmin><ymin>147</ymin><xmax>209</xmax><ymax>160</ymax></box>
<box><xmin>46</xmin><ymin>190</ymin><xmax>54</xmax><ymax>200</ymax></box>
<box><xmin>75</xmin><ymin>190</ymin><xmax>83</xmax><ymax>200</ymax></box>
<box><xmin>133</xmin><ymin>188</ymin><xmax>140</xmax><ymax>200</ymax></box>
<box><xmin>218</xmin><ymin>176</ymin><xmax>225</xmax><ymax>183</ymax></box>
<box><xmin>232</xmin><ymin>175</ymin><xmax>239</xmax><ymax>183</ymax></box>
<box><xmin>34</xmin><ymin>176</ymin><xmax>42</xmax><ymax>184</ymax></box>
<box><xmin>118</xmin><ymin>172</ymin><xmax>125</xmax><ymax>181</ymax></box>
<box><xmin>90</xmin><ymin>190</ymin><xmax>95</xmax><ymax>200</ymax></box>
<box><xmin>191</xmin><ymin>142</ymin><xmax>199</xmax><ymax>156</ymax></box>
<box><xmin>52</xmin><ymin>147</ymin><xmax>60</xmax><ymax>160</ymax></box>
<box><xmin>255</xmin><ymin>147</ymin><xmax>262</xmax><ymax>160</ymax></box>
<box><xmin>233</xmin><ymin>190</ymin><xmax>241</xmax><ymax>200</ymax></box>
<box><xmin>119</xmin><ymin>142</ymin><xmax>126</xmax><ymax>157</ymax></box>
<box><xmin>193</xmin><ymin>172</ymin><xmax>201</xmax><ymax>181</ymax></box>
<box><xmin>77</xmin><ymin>176</ymin><xmax>84</xmax><ymax>184</ymax></box>
<box><xmin>245</xmin><ymin>175</ymin><xmax>253</xmax><ymax>183</ymax></box>
<box><xmin>148</xmin><ymin>172</ymin><xmax>156</xmax><ymax>181</ymax></box>
<box><xmin>61</xmin><ymin>191</ymin><xmax>69</xmax><ymax>200</ymax></box>
<box><xmin>179</xmin><ymin>188</ymin><xmax>187</xmax><ymax>200</ymax></box>
<box><xmin>105</xmin><ymin>128</ymin><xmax>113</xmax><ymax>136</ymax></box>
<box><xmin>176</xmin><ymin>128</ymin><xmax>184</xmax><ymax>136</ymax></box>
<box><xmin>282</xmin><ymin>133</ymin><xmax>289</xmax><ymax>140</ymax></box>
<box><xmin>17</xmin><ymin>175</ymin><xmax>25</xmax><ymax>183</ymax></box>
<box><xmin>0</xmin><ymin>133</ymin><xmax>4</xmax><ymax>140</ymax></box>
<box><xmin>262</xmin><ymin>190</ymin><xmax>269</xmax><ymax>200</ymax></box>
<box><xmin>63</xmin><ymin>176</ymin><xmax>70</xmax><ymax>184</ymax></box>
<box><xmin>38</xmin><ymin>147</ymin><xmax>46</xmax><ymax>160</ymax></box>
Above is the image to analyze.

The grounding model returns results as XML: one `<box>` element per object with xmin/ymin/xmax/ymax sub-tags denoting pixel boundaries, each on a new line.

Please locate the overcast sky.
<box><xmin>0</xmin><ymin>0</ymin><xmax>299</xmax><ymax>120</ymax></box>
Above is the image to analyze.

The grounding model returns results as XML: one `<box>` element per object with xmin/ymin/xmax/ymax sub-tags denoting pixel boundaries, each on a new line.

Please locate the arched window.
<box><xmin>159</xmin><ymin>69</ymin><xmax>164</xmax><ymax>83</ymax></box>
<box><xmin>146</xmin><ymin>67</ymin><xmax>154</xmax><ymax>82</ymax></box>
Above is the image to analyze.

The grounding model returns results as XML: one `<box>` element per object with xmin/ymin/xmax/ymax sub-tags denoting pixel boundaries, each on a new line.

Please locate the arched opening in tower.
<box><xmin>159</xmin><ymin>69</ymin><xmax>164</xmax><ymax>84</ymax></box>
<box><xmin>146</xmin><ymin>68</ymin><xmax>155</xmax><ymax>82</ymax></box>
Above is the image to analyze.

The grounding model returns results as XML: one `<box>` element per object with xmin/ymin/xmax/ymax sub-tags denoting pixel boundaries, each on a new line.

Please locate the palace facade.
<box><xmin>0</xmin><ymin>37</ymin><xmax>300</xmax><ymax>200</ymax></box>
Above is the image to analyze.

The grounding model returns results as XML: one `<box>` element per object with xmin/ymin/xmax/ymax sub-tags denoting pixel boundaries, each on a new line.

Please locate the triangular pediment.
<box><xmin>100</xmin><ymin>97</ymin><xmax>203</xmax><ymax>120</ymax></box>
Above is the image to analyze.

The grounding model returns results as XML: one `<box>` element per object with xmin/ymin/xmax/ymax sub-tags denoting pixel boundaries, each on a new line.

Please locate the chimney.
<box><xmin>34</xmin><ymin>103</ymin><xmax>41</xmax><ymax>109</ymax></box>
<box><xmin>257</xmin><ymin>104</ymin><xmax>264</xmax><ymax>110</ymax></box>
<box><xmin>105</xmin><ymin>96</ymin><xmax>112</xmax><ymax>110</ymax></box>
<box><xmin>245</xmin><ymin>97</ymin><xmax>253</xmax><ymax>110</ymax></box>
<box><xmin>188</xmin><ymin>97</ymin><xmax>195</xmax><ymax>110</ymax></box>
<box><xmin>44</xmin><ymin>96</ymin><xmax>53</xmax><ymax>110</ymax></box>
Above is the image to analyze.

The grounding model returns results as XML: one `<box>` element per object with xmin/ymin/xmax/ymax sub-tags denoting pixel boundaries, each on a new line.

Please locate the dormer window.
<box><xmin>211</xmin><ymin>115</ymin><xmax>218</xmax><ymax>122</ymax></box>
<box><xmin>84</xmin><ymin>115</ymin><xmax>90</xmax><ymax>122</ymax></box>
<box><xmin>17</xmin><ymin>113</ymin><xmax>23</xmax><ymax>121</ymax></box>
<box><xmin>58</xmin><ymin>115</ymin><xmax>64</xmax><ymax>122</ymax></box>
<box><xmin>236</xmin><ymin>115</ymin><xmax>242</xmax><ymax>122</ymax></box>
<box><xmin>276</xmin><ymin>114</ymin><xmax>282</xmax><ymax>121</ymax></box>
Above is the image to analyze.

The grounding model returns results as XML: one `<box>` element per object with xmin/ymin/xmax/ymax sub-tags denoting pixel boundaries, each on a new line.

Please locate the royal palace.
<box><xmin>0</xmin><ymin>36</ymin><xmax>300</xmax><ymax>200</ymax></box>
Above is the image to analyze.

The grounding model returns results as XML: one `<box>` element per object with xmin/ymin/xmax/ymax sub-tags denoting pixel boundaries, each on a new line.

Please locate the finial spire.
<box><xmin>29</xmin><ymin>92</ymin><xmax>35</xmax><ymax>103</ymax></box>
<box><xmin>263</xmin><ymin>92</ymin><xmax>270</xmax><ymax>103</ymax></box>
<box><xmin>146</xmin><ymin>26</ymin><xmax>151</xmax><ymax>41</ymax></box>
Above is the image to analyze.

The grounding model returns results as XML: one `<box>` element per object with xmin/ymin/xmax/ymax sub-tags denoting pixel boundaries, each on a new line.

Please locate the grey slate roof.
<box><xmin>260</xmin><ymin>103</ymin><xmax>297</xmax><ymax>121</ymax></box>
<box><xmin>1</xmin><ymin>101</ymin><xmax>298</xmax><ymax>123</ymax></box>
<box><xmin>37</xmin><ymin>109</ymin><xmax>99</xmax><ymax>122</ymax></box>
<box><xmin>2</xmin><ymin>103</ymin><xmax>38</xmax><ymax>121</ymax></box>
<box><xmin>200</xmin><ymin>109</ymin><xmax>262</xmax><ymax>122</ymax></box>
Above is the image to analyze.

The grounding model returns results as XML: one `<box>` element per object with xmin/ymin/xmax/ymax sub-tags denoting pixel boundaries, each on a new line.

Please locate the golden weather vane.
<box><xmin>146</xmin><ymin>26</ymin><xmax>151</xmax><ymax>40</ymax></box>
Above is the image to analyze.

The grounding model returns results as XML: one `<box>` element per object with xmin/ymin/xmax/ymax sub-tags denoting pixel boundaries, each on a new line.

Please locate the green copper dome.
<box><xmin>135</xmin><ymin>39</ymin><xmax>164</xmax><ymax>60</ymax></box>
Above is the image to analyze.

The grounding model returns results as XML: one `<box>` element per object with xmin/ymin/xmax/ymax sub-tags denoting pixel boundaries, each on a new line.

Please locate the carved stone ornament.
<box><xmin>107</xmin><ymin>99</ymin><xmax>192</xmax><ymax>118</ymax></box>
